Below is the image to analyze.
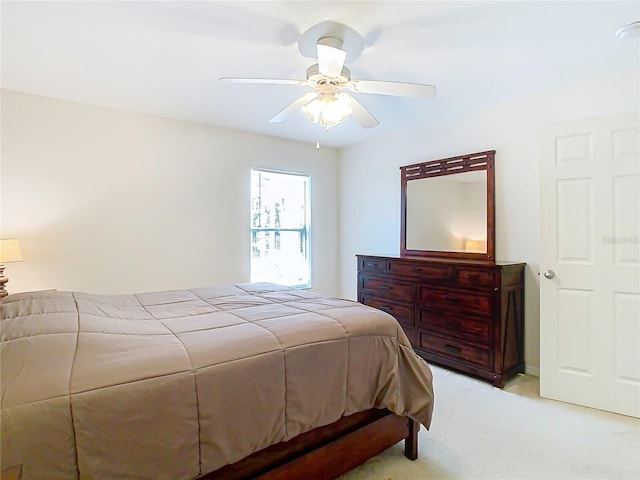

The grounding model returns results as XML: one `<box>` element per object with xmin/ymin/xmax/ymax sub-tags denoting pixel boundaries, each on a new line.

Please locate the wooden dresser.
<box><xmin>357</xmin><ymin>254</ymin><xmax>525</xmax><ymax>387</ymax></box>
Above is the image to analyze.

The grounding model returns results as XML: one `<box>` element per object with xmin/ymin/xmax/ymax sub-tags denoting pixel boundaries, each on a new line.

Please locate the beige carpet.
<box><xmin>341</xmin><ymin>365</ymin><xmax>640</xmax><ymax>480</ymax></box>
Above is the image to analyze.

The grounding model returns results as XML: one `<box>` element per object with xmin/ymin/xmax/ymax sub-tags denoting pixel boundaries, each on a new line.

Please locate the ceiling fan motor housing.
<box><xmin>306</xmin><ymin>64</ymin><xmax>351</xmax><ymax>84</ymax></box>
<box><xmin>317</xmin><ymin>36</ymin><xmax>343</xmax><ymax>49</ymax></box>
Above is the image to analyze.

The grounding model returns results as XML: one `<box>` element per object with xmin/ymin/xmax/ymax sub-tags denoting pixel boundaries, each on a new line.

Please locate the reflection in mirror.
<box><xmin>406</xmin><ymin>170</ymin><xmax>487</xmax><ymax>253</ymax></box>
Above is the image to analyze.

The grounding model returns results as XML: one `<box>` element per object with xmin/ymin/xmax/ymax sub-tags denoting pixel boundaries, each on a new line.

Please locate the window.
<box><xmin>250</xmin><ymin>169</ymin><xmax>310</xmax><ymax>287</ymax></box>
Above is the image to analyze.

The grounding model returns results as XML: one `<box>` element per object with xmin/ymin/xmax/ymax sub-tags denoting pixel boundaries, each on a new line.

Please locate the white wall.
<box><xmin>338</xmin><ymin>67</ymin><xmax>640</xmax><ymax>373</ymax></box>
<box><xmin>1</xmin><ymin>90</ymin><xmax>341</xmax><ymax>296</ymax></box>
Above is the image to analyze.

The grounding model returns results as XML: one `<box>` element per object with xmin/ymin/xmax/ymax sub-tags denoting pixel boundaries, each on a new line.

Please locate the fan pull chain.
<box><xmin>316</xmin><ymin>121</ymin><xmax>321</xmax><ymax>150</ymax></box>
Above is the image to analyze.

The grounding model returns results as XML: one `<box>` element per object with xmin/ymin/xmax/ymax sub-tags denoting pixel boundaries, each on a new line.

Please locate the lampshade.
<box><xmin>0</xmin><ymin>239</ymin><xmax>23</xmax><ymax>263</ymax></box>
<box><xmin>301</xmin><ymin>93</ymin><xmax>352</xmax><ymax>128</ymax></box>
<box><xmin>465</xmin><ymin>239</ymin><xmax>486</xmax><ymax>253</ymax></box>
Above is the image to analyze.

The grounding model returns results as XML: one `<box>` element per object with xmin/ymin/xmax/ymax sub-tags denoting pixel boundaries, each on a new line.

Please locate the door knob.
<box><xmin>543</xmin><ymin>270</ymin><xmax>556</xmax><ymax>279</ymax></box>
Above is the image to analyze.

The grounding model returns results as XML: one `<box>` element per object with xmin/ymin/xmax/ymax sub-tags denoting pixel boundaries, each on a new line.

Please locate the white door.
<box><xmin>540</xmin><ymin>111</ymin><xmax>640</xmax><ymax>418</ymax></box>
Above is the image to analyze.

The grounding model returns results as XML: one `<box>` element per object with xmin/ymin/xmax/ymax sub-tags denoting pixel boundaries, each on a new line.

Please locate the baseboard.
<box><xmin>525</xmin><ymin>364</ymin><xmax>540</xmax><ymax>377</ymax></box>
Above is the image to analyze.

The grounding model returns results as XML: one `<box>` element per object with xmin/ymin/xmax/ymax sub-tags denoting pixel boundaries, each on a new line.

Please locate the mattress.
<box><xmin>1</xmin><ymin>283</ymin><xmax>434</xmax><ymax>479</ymax></box>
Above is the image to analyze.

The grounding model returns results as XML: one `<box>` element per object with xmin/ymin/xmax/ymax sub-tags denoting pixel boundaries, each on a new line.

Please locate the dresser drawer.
<box><xmin>419</xmin><ymin>309</ymin><xmax>491</xmax><ymax>344</ymax></box>
<box><xmin>389</xmin><ymin>261</ymin><xmax>453</xmax><ymax>281</ymax></box>
<box><xmin>358</xmin><ymin>257</ymin><xmax>387</xmax><ymax>275</ymax></box>
<box><xmin>360</xmin><ymin>295</ymin><xmax>414</xmax><ymax>328</ymax></box>
<box><xmin>359</xmin><ymin>275</ymin><xmax>414</xmax><ymax>302</ymax></box>
<box><xmin>419</xmin><ymin>288</ymin><xmax>492</xmax><ymax>316</ymax></box>
<box><xmin>455</xmin><ymin>267</ymin><xmax>496</xmax><ymax>288</ymax></box>
<box><xmin>418</xmin><ymin>332</ymin><xmax>491</xmax><ymax>369</ymax></box>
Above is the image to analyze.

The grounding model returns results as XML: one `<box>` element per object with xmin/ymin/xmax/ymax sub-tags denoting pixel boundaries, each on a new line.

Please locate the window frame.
<box><xmin>250</xmin><ymin>168</ymin><xmax>312</xmax><ymax>289</ymax></box>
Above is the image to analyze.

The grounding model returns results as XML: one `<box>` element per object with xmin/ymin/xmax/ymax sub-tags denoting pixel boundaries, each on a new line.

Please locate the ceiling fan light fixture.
<box><xmin>301</xmin><ymin>98</ymin><xmax>323</xmax><ymax>124</ymax></box>
<box><xmin>301</xmin><ymin>93</ymin><xmax>352</xmax><ymax>128</ymax></box>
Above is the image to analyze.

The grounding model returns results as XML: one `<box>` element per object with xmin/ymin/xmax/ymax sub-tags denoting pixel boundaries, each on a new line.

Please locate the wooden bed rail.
<box><xmin>201</xmin><ymin>409</ymin><xmax>420</xmax><ymax>480</ymax></box>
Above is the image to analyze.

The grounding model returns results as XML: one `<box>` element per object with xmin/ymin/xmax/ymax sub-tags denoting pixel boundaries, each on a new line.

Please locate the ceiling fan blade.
<box><xmin>269</xmin><ymin>92</ymin><xmax>318</xmax><ymax>123</ymax></box>
<box><xmin>344</xmin><ymin>95</ymin><xmax>380</xmax><ymax>129</ymax></box>
<box><xmin>220</xmin><ymin>77</ymin><xmax>308</xmax><ymax>86</ymax></box>
<box><xmin>348</xmin><ymin>80</ymin><xmax>437</xmax><ymax>99</ymax></box>
<box><xmin>316</xmin><ymin>37</ymin><xmax>347</xmax><ymax>78</ymax></box>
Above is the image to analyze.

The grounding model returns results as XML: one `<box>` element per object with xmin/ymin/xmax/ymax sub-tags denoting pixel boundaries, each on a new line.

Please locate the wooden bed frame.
<box><xmin>201</xmin><ymin>409</ymin><xmax>420</xmax><ymax>480</ymax></box>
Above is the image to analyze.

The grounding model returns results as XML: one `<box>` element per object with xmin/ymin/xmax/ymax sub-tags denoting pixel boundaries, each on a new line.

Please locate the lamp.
<box><xmin>302</xmin><ymin>92</ymin><xmax>352</xmax><ymax>128</ymax></box>
<box><xmin>465</xmin><ymin>239</ymin><xmax>486</xmax><ymax>253</ymax></box>
<box><xmin>0</xmin><ymin>238</ymin><xmax>23</xmax><ymax>298</ymax></box>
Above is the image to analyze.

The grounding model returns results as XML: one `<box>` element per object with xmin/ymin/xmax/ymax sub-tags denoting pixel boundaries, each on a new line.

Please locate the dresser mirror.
<box><xmin>400</xmin><ymin>150</ymin><xmax>495</xmax><ymax>261</ymax></box>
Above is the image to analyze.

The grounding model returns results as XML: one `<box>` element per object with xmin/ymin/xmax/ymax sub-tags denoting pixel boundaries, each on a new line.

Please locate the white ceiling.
<box><xmin>2</xmin><ymin>1</ymin><xmax>638</xmax><ymax>148</ymax></box>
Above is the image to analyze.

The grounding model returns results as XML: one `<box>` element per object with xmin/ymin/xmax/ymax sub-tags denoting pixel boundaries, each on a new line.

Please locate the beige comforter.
<box><xmin>1</xmin><ymin>283</ymin><xmax>434</xmax><ymax>479</ymax></box>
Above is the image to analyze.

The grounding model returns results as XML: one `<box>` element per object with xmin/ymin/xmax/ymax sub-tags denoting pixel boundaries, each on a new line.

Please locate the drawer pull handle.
<box><xmin>444</xmin><ymin>344</ymin><xmax>461</xmax><ymax>353</ymax></box>
<box><xmin>379</xmin><ymin>306</ymin><xmax>392</xmax><ymax>313</ymax></box>
<box><xmin>379</xmin><ymin>285</ymin><xmax>391</xmax><ymax>290</ymax></box>
<box><xmin>365</xmin><ymin>262</ymin><xmax>378</xmax><ymax>268</ymax></box>
<box><xmin>444</xmin><ymin>296</ymin><xmax>461</xmax><ymax>303</ymax></box>
<box><xmin>446</xmin><ymin>320</ymin><xmax>461</xmax><ymax>328</ymax></box>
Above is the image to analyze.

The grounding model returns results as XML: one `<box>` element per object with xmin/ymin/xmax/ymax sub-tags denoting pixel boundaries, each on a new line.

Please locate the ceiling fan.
<box><xmin>220</xmin><ymin>36</ymin><xmax>437</xmax><ymax>130</ymax></box>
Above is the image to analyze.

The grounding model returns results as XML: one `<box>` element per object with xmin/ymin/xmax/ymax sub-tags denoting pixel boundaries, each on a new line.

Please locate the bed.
<box><xmin>1</xmin><ymin>283</ymin><xmax>434</xmax><ymax>479</ymax></box>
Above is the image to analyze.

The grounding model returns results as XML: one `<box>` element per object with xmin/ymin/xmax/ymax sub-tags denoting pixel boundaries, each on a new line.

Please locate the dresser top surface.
<box><xmin>357</xmin><ymin>254</ymin><xmax>525</xmax><ymax>267</ymax></box>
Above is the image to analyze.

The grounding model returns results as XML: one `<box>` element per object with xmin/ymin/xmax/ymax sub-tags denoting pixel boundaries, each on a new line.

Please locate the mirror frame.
<box><xmin>400</xmin><ymin>150</ymin><xmax>495</xmax><ymax>262</ymax></box>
